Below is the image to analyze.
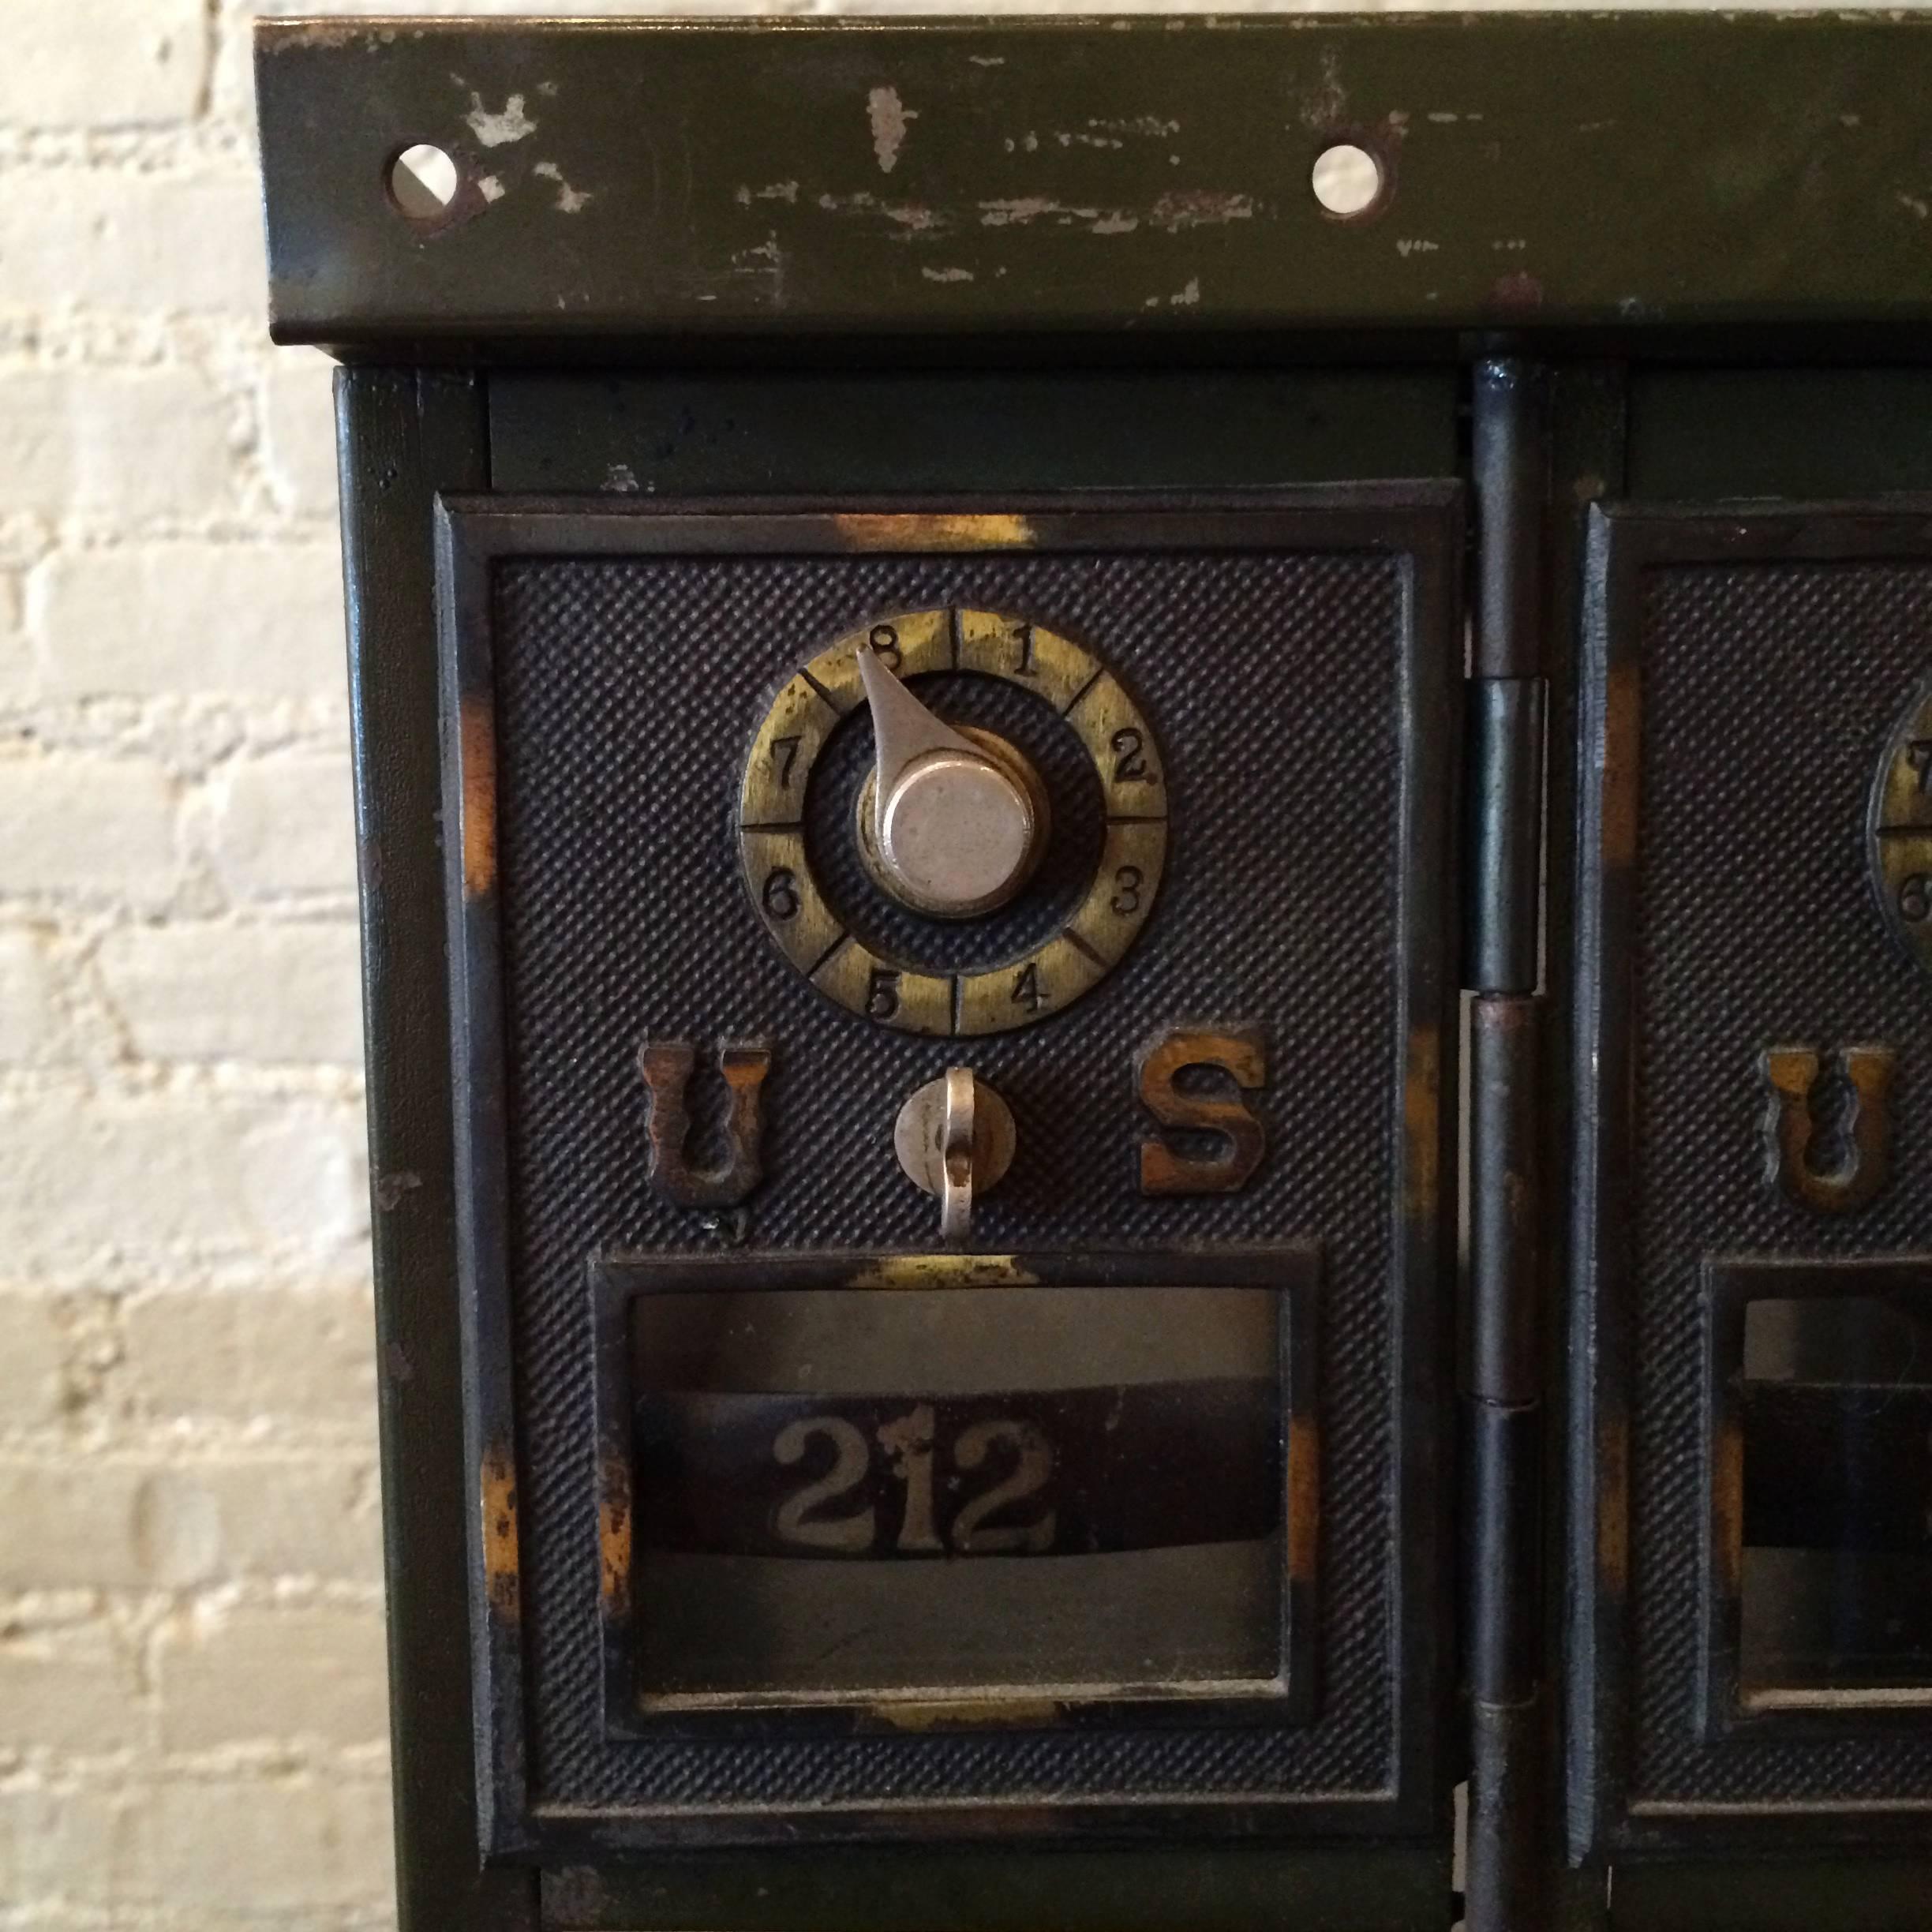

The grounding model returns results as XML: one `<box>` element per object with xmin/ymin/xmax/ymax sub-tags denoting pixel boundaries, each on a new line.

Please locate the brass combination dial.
<box><xmin>1871</xmin><ymin>671</ymin><xmax>1932</xmax><ymax>979</ymax></box>
<box><xmin>738</xmin><ymin>608</ymin><xmax>1166</xmax><ymax>1034</ymax></box>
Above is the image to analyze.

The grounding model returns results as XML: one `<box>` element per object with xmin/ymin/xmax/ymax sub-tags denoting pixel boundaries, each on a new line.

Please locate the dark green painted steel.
<box><xmin>337</xmin><ymin>368</ymin><xmax>537</xmax><ymax>1932</ymax></box>
<box><xmin>274</xmin><ymin>19</ymin><xmax>1932</xmax><ymax>1930</ymax></box>
<box><xmin>542</xmin><ymin>1845</ymin><xmax>1452</xmax><ymax>1932</ymax></box>
<box><xmin>258</xmin><ymin>14</ymin><xmax>1932</xmax><ymax>351</ymax></box>
<box><xmin>1608</xmin><ymin>1858</ymin><xmax>1932</xmax><ymax>1930</ymax></box>
<box><xmin>488</xmin><ymin>369</ymin><xmax>1458</xmax><ymax>495</ymax></box>
<box><xmin>1629</xmin><ymin>369</ymin><xmax>1932</xmax><ymax>502</ymax></box>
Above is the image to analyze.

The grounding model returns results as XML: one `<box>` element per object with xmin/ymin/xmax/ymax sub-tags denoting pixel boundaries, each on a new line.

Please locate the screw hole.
<box><xmin>1311</xmin><ymin>141</ymin><xmax>1384</xmax><ymax>219</ymax></box>
<box><xmin>388</xmin><ymin>143</ymin><xmax>462</xmax><ymax>224</ymax></box>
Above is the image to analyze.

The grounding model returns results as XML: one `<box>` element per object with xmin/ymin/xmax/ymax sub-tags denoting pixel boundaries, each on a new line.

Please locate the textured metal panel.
<box><xmin>440</xmin><ymin>497</ymin><xmax>1458</xmax><ymax>1844</ymax></box>
<box><xmin>1576</xmin><ymin>511</ymin><xmax>1932</xmax><ymax>1845</ymax></box>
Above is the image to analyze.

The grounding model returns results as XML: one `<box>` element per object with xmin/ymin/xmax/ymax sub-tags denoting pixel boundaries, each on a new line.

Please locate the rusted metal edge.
<box><xmin>258</xmin><ymin>14</ymin><xmax>1932</xmax><ymax>350</ymax></box>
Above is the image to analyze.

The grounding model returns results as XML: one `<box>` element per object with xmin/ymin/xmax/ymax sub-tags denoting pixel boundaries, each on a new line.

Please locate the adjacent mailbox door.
<box><xmin>1564</xmin><ymin>376</ymin><xmax>1932</xmax><ymax>1900</ymax></box>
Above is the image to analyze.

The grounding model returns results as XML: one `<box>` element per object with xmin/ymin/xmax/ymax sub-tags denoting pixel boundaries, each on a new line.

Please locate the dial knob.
<box><xmin>893</xmin><ymin>1067</ymin><xmax>1017</xmax><ymax>1242</ymax></box>
<box><xmin>857</xmin><ymin>645</ymin><xmax>1048</xmax><ymax>919</ymax></box>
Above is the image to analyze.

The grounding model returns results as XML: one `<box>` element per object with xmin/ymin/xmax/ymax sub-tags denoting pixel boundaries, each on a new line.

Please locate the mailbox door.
<box><xmin>1561</xmin><ymin>371</ymin><xmax>1932</xmax><ymax>1928</ymax></box>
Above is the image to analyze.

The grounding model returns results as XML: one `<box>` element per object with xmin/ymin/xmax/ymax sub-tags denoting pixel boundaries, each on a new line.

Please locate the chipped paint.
<box><xmin>1397</xmin><ymin>238</ymin><xmax>1440</xmax><ymax>257</ymax></box>
<box><xmin>534</xmin><ymin>160</ymin><xmax>591</xmax><ymax>213</ymax></box>
<box><xmin>1709</xmin><ymin>1416</ymin><xmax>1743</xmax><ymax>1597</ymax></box>
<box><xmin>605</xmin><ymin>463</ymin><xmax>640</xmax><ymax>494</ymax></box>
<box><xmin>732</xmin><ymin>235</ymin><xmax>786</xmax><ymax>304</ymax></box>
<box><xmin>921</xmin><ymin>266</ymin><xmax>975</xmax><ymax>283</ymax></box>
<box><xmin>597</xmin><ymin>1447</ymin><xmax>633</xmax><ymax>1619</ymax></box>
<box><xmin>978</xmin><ymin>197</ymin><xmax>1193</xmax><ymax>238</ymax></box>
<box><xmin>1299</xmin><ymin>46</ymin><xmax>1346</xmax><ymax>132</ymax></box>
<box><xmin>967</xmin><ymin>54</ymin><xmax>1005</xmax><ymax>68</ymax></box>
<box><xmin>373</xmin><ymin>1169</ymin><xmax>421</xmax><ymax>1212</ymax></box>
<box><xmin>1091</xmin><ymin>114</ymin><xmax>1181</xmax><ymax>138</ymax></box>
<box><xmin>1600</xmin><ymin>661</ymin><xmax>1641</xmax><ymax>871</ymax></box>
<box><xmin>1597</xmin><ymin>1413</ymin><xmax>1629</xmax><ymax>1596</ymax></box>
<box><xmin>1490</xmin><ymin>268</ymin><xmax>1544</xmax><ymax>312</ymax></box>
<box><xmin>980</xmin><ymin>196</ymin><xmax>1099</xmax><ymax>229</ymax></box>
<box><xmin>465</xmin><ymin>90</ymin><xmax>535</xmax><ymax>148</ymax></box>
<box><xmin>868</xmin><ymin>84</ymin><xmax>916</xmax><ymax>175</ymax></box>
<box><xmin>735</xmin><ymin>180</ymin><xmax>799</xmax><ymax>208</ymax></box>
<box><xmin>1148</xmin><ymin>190</ymin><xmax>1256</xmax><ymax>232</ymax></box>
<box><xmin>480</xmin><ymin>1444</ymin><xmax>519</xmax><ymax>1622</ymax></box>
<box><xmin>816</xmin><ymin>191</ymin><xmax>946</xmax><ymax>236</ymax></box>
<box><xmin>1286</xmin><ymin>1413</ymin><xmax>1320</xmax><ymax>1586</ymax></box>
<box><xmin>1899</xmin><ymin>190</ymin><xmax>1930</xmax><ymax>219</ymax></box>
<box><xmin>1427</xmin><ymin>110</ymin><xmax>1459</xmax><ymax>125</ymax></box>
<box><xmin>869</xmin><ymin>1698</ymin><xmax>1062</xmax><ymax>1731</ymax></box>
<box><xmin>459</xmin><ymin>695</ymin><xmax>496</xmax><ymax>900</ymax></box>
<box><xmin>846</xmin><ymin>1252</ymin><xmax>1039</xmax><ymax>1290</ymax></box>
<box><xmin>1169</xmin><ymin>277</ymin><xmax>1200</xmax><ymax>307</ymax></box>
<box><xmin>477</xmin><ymin>174</ymin><xmax>505</xmax><ymax>205</ymax></box>
<box><xmin>261</xmin><ymin>20</ymin><xmax>370</xmax><ymax>50</ymax></box>
<box><xmin>836</xmin><ymin>512</ymin><xmax>1034</xmax><ymax>552</ymax></box>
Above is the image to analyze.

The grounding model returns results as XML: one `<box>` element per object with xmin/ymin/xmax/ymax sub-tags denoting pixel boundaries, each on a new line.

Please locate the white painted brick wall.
<box><xmin>0</xmin><ymin>0</ymin><xmax>1801</xmax><ymax>1923</ymax></box>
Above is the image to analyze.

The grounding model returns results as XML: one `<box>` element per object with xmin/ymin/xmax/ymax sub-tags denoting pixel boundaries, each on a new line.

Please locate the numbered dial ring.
<box><xmin>1870</xmin><ymin>672</ymin><xmax>1932</xmax><ymax>978</ymax></box>
<box><xmin>739</xmin><ymin>608</ymin><xmax>1166</xmax><ymax>1035</ymax></box>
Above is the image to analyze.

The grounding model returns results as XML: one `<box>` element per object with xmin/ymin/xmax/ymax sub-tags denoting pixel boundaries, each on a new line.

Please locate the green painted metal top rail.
<box><xmin>256</xmin><ymin>12</ymin><xmax>1932</xmax><ymax>352</ymax></box>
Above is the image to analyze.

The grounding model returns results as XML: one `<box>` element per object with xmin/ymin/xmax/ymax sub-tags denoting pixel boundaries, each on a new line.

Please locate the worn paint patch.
<box><xmin>534</xmin><ymin>159</ymin><xmax>591</xmax><ymax>214</ymax></box>
<box><xmin>460</xmin><ymin>695</ymin><xmax>496</xmax><ymax>900</ymax></box>
<box><xmin>597</xmin><ymin>1447</ymin><xmax>633</xmax><ymax>1619</ymax></box>
<box><xmin>735</xmin><ymin>180</ymin><xmax>799</xmax><ymax>208</ymax></box>
<box><xmin>480</xmin><ymin>1445</ymin><xmax>520</xmax><ymax>1623</ymax></box>
<box><xmin>1597</xmin><ymin>1413</ymin><xmax>1629</xmax><ymax>1597</ymax></box>
<box><xmin>465</xmin><ymin>90</ymin><xmax>536</xmax><ymax>148</ymax></box>
<box><xmin>731</xmin><ymin>236</ymin><xmax>786</xmax><ymax>304</ymax></box>
<box><xmin>869</xmin><ymin>1697</ymin><xmax>1061</xmax><ymax>1731</ymax></box>
<box><xmin>1490</xmin><ymin>268</ymin><xmax>1544</xmax><ymax>313</ymax></box>
<box><xmin>847</xmin><ymin>1253</ymin><xmax>1039</xmax><ymax>1290</ymax></box>
<box><xmin>1299</xmin><ymin>46</ymin><xmax>1347</xmax><ymax>132</ymax></box>
<box><xmin>1286</xmin><ymin>1413</ymin><xmax>1320</xmax><ymax>1586</ymax></box>
<box><xmin>1150</xmin><ymin>190</ymin><xmax>1256</xmax><ymax>232</ymax></box>
<box><xmin>1710</xmin><ymin>1415</ymin><xmax>1743</xmax><ymax>1598</ymax></box>
<box><xmin>868</xmin><ymin>84</ymin><xmax>916</xmax><ymax>174</ymax></box>
<box><xmin>833</xmin><ymin>513</ymin><xmax>1035</xmax><ymax>552</ymax></box>
<box><xmin>1601</xmin><ymin>661</ymin><xmax>1641</xmax><ymax>871</ymax></box>
<box><xmin>373</xmin><ymin>1168</ymin><xmax>421</xmax><ymax>1212</ymax></box>
<box><xmin>477</xmin><ymin>174</ymin><xmax>506</xmax><ymax>205</ymax></box>
<box><xmin>264</xmin><ymin>21</ymin><xmax>371</xmax><ymax>51</ymax></box>
<box><xmin>1093</xmin><ymin>114</ymin><xmax>1181</xmax><ymax>138</ymax></box>
<box><xmin>817</xmin><ymin>191</ymin><xmax>946</xmax><ymax>236</ymax></box>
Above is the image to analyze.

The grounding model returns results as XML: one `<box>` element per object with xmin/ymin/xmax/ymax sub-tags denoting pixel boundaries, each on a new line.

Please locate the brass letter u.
<box><xmin>637</xmin><ymin>1038</ymin><xmax>772</xmax><ymax>1207</ymax></box>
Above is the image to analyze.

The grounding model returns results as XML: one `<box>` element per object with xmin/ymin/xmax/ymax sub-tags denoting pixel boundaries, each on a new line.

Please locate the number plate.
<box><xmin>593</xmin><ymin>1249</ymin><xmax>1318</xmax><ymax>1729</ymax></box>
